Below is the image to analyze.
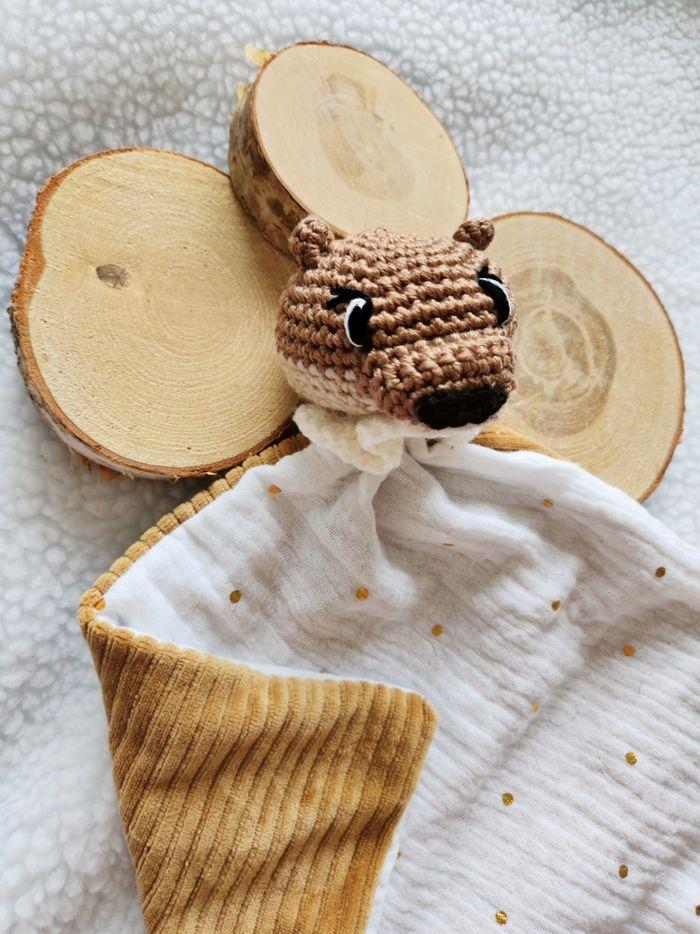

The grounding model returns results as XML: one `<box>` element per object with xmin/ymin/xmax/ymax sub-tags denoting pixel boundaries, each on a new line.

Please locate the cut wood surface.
<box><xmin>11</xmin><ymin>148</ymin><xmax>297</xmax><ymax>479</ymax></box>
<box><xmin>489</xmin><ymin>212</ymin><xmax>684</xmax><ymax>500</ymax></box>
<box><xmin>11</xmin><ymin>153</ymin><xmax>682</xmax><ymax>497</ymax></box>
<box><xmin>229</xmin><ymin>42</ymin><xmax>470</xmax><ymax>254</ymax></box>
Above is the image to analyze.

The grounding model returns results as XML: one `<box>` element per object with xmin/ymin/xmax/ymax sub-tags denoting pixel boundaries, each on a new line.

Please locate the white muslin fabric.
<box><xmin>294</xmin><ymin>403</ymin><xmax>481</xmax><ymax>474</ymax></box>
<box><xmin>102</xmin><ymin>438</ymin><xmax>700</xmax><ymax>932</ymax></box>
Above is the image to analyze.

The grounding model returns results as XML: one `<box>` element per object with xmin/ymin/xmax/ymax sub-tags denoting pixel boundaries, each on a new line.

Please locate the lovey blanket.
<box><xmin>77</xmin><ymin>433</ymin><xmax>700</xmax><ymax>932</ymax></box>
<box><xmin>3</xmin><ymin>3</ymin><xmax>700</xmax><ymax>933</ymax></box>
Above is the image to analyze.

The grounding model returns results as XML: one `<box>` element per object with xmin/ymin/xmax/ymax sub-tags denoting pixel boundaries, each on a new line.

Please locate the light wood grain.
<box><xmin>11</xmin><ymin>148</ymin><xmax>297</xmax><ymax>479</ymax></box>
<box><xmin>229</xmin><ymin>42</ymin><xmax>470</xmax><ymax>253</ymax></box>
<box><xmin>490</xmin><ymin>212</ymin><xmax>684</xmax><ymax>501</ymax></box>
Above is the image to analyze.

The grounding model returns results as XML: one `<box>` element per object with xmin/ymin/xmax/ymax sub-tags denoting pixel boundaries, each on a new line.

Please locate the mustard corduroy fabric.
<box><xmin>83</xmin><ymin>619</ymin><xmax>436</xmax><ymax>933</ymax></box>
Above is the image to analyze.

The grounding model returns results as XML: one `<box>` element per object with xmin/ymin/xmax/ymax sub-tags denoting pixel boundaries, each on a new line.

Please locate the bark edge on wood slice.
<box><xmin>229</xmin><ymin>41</ymin><xmax>470</xmax><ymax>254</ymax></box>
<box><xmin>10</xmin><ymin>148</ymin><xmax>297</xmax><ymax>479</ymax></box>
<box><xmin>489</xmin><ymin>211</ymin><xmax>684</xmax><ymax>501</ymax></box>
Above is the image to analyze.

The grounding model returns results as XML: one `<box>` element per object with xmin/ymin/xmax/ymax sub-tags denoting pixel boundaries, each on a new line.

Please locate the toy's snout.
<box><xmin>365</xmin><ymin>328</ymin><xmax>515</xmax><ymax>429</ymax></box>
<box><xmin>416</xmin><ymin>385</ymin><xmax>508</xmax><ymax>430</ymax></box>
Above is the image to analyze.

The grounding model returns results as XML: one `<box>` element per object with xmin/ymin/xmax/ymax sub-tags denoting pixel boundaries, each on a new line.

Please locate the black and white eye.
<box><xmin>325</xmin><ymin>287</ymin><xmax>374</xmax><ymax>348</ymax></box>
<box><xmin>477</xmin><ymin>267</ymin><xmax>512</xmax><ymax>326</ymax></box>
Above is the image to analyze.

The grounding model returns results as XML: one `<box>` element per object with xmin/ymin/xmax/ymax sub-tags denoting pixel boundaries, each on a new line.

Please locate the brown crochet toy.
<box><xmin>276</xmin><ymin>216</ymin><xmax>516</xmax><ymax>431</ymax></box>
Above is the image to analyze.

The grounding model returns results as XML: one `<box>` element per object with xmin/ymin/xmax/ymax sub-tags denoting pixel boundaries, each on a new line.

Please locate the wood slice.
<box><xmin>489</xmin><ymin>212</ymin><xmax>684</xmax><ymax>501</ymax></box>
<box><xmin>229</xmin><ymin>42</ymin><xmax>470</xmax><ymax>254</ymax></box>
<box><xmin>10</xmin><ymin>148</ymin><xmax>297</xmax><ymax>479</ymax></box>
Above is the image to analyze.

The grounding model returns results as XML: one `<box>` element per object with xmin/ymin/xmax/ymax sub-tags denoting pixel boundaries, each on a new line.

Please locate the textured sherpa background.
<box><xmin>0</xmin><ymin>1</ymin><xmax>699</xmax><ymax>931</ymax></box>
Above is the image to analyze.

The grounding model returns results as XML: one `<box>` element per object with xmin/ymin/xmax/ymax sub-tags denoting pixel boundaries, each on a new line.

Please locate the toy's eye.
<box><xmin>477</xmin><ymin>267</ymin><xmax>512</xmax><ymax>326</ymax></box>
<box><xmin>325</xmin><ymin>287</ymin><xmax>374</xmax><ymax>348</ymax></box>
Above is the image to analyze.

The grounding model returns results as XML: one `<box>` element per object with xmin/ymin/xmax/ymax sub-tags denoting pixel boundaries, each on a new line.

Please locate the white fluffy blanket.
<box><xmin>1</xmin><ymin>2</ymin><xmax>700</xmax><ymax>932</ymax></box>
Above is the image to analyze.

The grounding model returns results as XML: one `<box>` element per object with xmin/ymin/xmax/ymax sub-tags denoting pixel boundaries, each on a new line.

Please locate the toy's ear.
<box><xmin>453</xmin><ymin>218</ymin><xmax>495</xmax><ymax>251</ymax></box>
<box><xmin>289</xmin><ymin>216</ymin><xmax>335</xmax><ymax>268</ymax></box>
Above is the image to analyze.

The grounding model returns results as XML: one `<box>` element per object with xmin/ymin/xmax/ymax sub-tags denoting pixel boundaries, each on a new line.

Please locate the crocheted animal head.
<box><xmin>276</xmin><ymin>216</ymin><xmax>516</xmax><ymax>430</ymax></box>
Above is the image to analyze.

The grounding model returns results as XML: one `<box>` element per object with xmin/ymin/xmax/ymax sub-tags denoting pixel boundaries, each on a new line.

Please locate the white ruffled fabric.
<box><xmin>101</xmin><ymin>437</ymin><xmax>700</xmax><ymax>932</ymax></box>
<box><xmin>294</xmin><ymin>403</ymin><xmax>481</xmax><ymax>474</ymax></box>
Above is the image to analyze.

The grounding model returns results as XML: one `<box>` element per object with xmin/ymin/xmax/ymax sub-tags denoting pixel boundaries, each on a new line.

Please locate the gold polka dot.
<box><xmin>442</xmin><ymin>542</ymin><xmax>454</xmax><ymax>548</ymax></box>
<box><xmin>531</xmin><ymin>701</ymin><xmax>540</xmax><ymax>713</ymax></box>
<box><xmin>551</xmin><ymin>600</ymin><xmax>561</xmax><ymax>611</ymax></box>
<box><xmin>355</xmin><ymin>586</ymin><xmax>369</xmax><ymax>601</ymax></box>
<box><xmin>502</xmin><ymin>792</ymin><xmax>514</xmax><ymax>806</ymax></box>
<box><xmin>542</xmin><ymin>498</ymin><xmax>554</xmax><ymax>509</ymax></box>
<box><xmin>619</xmin><ymin>864</ymin><xmax>629</xmax><ymax>879</ymax></box>
<box><xmin>625</xmin><ymin>752</ymin><xmax>638</xmax><ymax>765</ymax></box>
<box><xmin>268</xmin><ymin>484</ymin><xmax>282</xmax><ymax>494</ymax></box>
<box><xmin>94</xmin><ymin>597</ymin><xmax>106</xmax><ymax>611</ymax></box>
<box><xmin>495</xmin><ymin>910</ymin><xmax>508</xmax><ymax>925</ymax></box>
<box><xmin>431</xmin><ymin>624</ymin><xmax>443</xmax><ymax>637</ymax></box>
<box><xmin>655</xmin><ymin>566</ymin><xmax>666</xmax><ymax>578</ymax></box>
<box><xmin>622</xmin><ymin>644</ymin><xmax>635</xmax><ymax>657</ymax></box>
<box><xmin>229</xmin><ymin>589</ymin><xmax>242</xmax><ymax>603</ymax></box>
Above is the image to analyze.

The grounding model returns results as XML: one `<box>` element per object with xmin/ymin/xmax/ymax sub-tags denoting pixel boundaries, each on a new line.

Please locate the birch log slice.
<box><xmin>11</xmin><ymin>148</ymin><xmax>297</xmax><ymax>479</ymax></box>
<box><xmin>229</xmin><ymin>42</ymin><xmax>470</xmax><ymax>253</ymax></box>
<box><xmin>490</xmin><ymin>212</ymin><xmax>684</xmax><ymax>501</ymax></box>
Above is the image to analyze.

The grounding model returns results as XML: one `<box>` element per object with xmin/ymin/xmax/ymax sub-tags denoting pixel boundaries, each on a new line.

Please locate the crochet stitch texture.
<box><xmin>276</xmin><ymin>216</ymin><xmax>517</xmax><ymax>425</ymax></box>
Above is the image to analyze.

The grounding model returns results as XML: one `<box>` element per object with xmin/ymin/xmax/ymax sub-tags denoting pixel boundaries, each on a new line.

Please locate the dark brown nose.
<box><xmin>416</xmin><ymin>386</ymin><xmax>508</xmax><ymax>429</ymax></box>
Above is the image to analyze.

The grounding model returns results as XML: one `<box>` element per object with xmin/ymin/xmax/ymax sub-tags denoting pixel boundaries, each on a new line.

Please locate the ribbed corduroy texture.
<box><xmin>83</xmin><ymin>619</ymin><xmax>436</xmax><ymax>934</ymax></box>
